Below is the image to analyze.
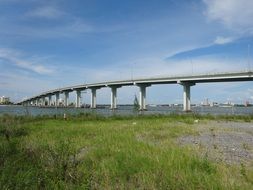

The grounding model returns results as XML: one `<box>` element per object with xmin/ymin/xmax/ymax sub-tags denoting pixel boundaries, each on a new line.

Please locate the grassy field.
<box><xmin>0</xmin><ymin>113</ymin><xmax>253</xmax><ymax>189</ymax></box>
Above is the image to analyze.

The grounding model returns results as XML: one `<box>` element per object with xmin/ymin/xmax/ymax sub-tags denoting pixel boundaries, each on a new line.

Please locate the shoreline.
<box><xmin>1</xmin><ymin>105</ymin><xmax>253</xmax><ymax>117</ymax></box>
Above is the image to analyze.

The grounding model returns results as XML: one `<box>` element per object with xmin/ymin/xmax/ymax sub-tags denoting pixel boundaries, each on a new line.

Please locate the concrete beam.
<box><xmin>138</xmin><ymin>84</ymin><xmax>151</xmax><ymax>110</ymax></box>
<box><xmin>64</xmin><ymin>92</ymin><xmax>69</xmax><ymax>107</ymax></box>
<box><xmin>38</xmin><ymin>98</ymin><xmax>41</xmax><ymax>106</ymax></box>
<box><xmin>48</xmin><ymin>95</ymin><xmax>52</xmax><ymax>106</ymax></box>
<box><xmin>91</xmin><ymin>88</ymin><xmax>97</xmax><ymax>109</ymax></box>
<box><xmin>76</xmin><ymin>90</ymin><xmax>81</xmax><ymax>108</ymax></box>
<box><xmin>110</xmin><ymin>87</ymin><xmax>118</xmax><ymax>109</ymax></box>
<box><xmin>42</xmin><ymin>97</ymin><xmax>46</xmax><ymax>106</ymax></box>
<box><xmin>181</xmin><ymin>82</ymin><xmax>195</xmax><ymax>112</ymax></box>
<box><xmin>55</xmin><ymin>92</ymin><xmax>60</xmax><ymax>107</ymax></box>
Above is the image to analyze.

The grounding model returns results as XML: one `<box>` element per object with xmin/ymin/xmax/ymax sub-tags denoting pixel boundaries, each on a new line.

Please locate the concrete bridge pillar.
<box><xmin>48</xmin><ymin>95</ymin><xmax>52</xmax><ymax>106</ymax></box>
<box><xmin>75</xmin><ymin>90</ymin><xmax>81</xmax><ymax>108</ymax></box>
<box><xmin>39</xmin><ymin>97</ymin><xmax>42</xmax><ymax>106</ymax></box>
<box><xmin>91</xmin><ymin>88</ymin><xmax>97</xmax><ymax>109</ymax></box>
<box><xmin>41</xmin><ymin>97</ymin><xmax>45</xmax><ymax>106</ymax></box>
<box><xmin>110</xmin><ymin>86</ymin><xmax>120</xmax><ymax>109</ymax></box>
<box><xmin>64</xmin><ymin>92</ymin><xmax>69</xmax><ymax>107</ymax></box>
<box><xmin>55</xmin><ymin>92</ymin><xmax>60</xmax><ymax>107</ymax></box>
<box><xmin>138</xmin><ymin>84</ymin><xmax>151</xmax><ymax>110</ymax></box>
<box><xmin>181</xmin><ymin>82</ymin><xmax>195</xmax><ymax>112</ymax></box>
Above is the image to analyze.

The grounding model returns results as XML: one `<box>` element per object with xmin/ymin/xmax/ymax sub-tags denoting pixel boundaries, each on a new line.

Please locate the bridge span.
<box><xmin>20</xmin><ymin>71</ymin><xmax>253</xmax><ymax>111</ymax></box>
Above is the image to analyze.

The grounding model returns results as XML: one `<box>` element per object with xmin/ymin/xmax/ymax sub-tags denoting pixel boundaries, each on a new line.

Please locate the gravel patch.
<box><xmin>178</xmin><ymin>121</ymin><xmax>253</xmax><ymax>165</ymax></box>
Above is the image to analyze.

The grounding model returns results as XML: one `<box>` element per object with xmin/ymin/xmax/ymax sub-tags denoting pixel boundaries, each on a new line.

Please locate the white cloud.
<box><xmin>26</xmin><ymin>6</ymin><xmax>63</xmax><ymax>19</ymax></box>
<box><xmin>0</xmin><ymin>16</ymin><xmax>93</xmax><ymax>39</ymax></box>
<box><xmin>21</xmin><ymin>20</ymin><xmax>93</xmax><ymax>38</ymax></box>
<box><xmin>0</xmin><ymin>72</ymin><xmax>57</xmax><ymax>102</ymax></box>
<box><xmin>204</xmin><ymin>0</ymin><xmax>253</xmax><ymax>34</ymax></box>
<box><xmin>214</xmin><ymin>36</ymin><xmax>234</xmax><ymax>45</ymax></box>
<box><xmin>0</xmin><ymin>48</ymin><xmax>53</xmax><ymax>74</ymax></box>
<box><xmin>57</xmin><ymin>55</ymin><xmax>248</xmax><ymax>85</ymax></box>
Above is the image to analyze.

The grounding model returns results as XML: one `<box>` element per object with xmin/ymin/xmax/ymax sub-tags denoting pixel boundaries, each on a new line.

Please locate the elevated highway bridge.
<box><xmin>20</xmin><ymin>71</ymin><xmax>253</xmax><ymax>111</ymax></box>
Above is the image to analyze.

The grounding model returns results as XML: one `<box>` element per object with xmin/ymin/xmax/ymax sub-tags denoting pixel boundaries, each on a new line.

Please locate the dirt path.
<box><xmin>178</xmin><ymin>121</ymin><xmax>253</xmax><ymax>165</ymax></box>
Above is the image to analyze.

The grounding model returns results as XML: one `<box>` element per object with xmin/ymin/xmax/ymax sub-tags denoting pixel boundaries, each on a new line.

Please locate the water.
<box><xmin>0</xmin><ymin>105</ymin><xmax>253</xmax><ymax>116</ymax></box>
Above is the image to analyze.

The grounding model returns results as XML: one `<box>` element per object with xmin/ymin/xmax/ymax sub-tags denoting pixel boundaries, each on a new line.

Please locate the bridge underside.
<box><xmin>20</xmin><ymin>71</ymin><xmax>253</xmax><ymax>112</ymax></box>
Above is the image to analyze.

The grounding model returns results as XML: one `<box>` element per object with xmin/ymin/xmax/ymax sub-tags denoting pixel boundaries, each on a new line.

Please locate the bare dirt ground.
<box><xmin>178</xmin><ymin>121</ymin><xmax>253</xmax><ymax>166</ymax></box>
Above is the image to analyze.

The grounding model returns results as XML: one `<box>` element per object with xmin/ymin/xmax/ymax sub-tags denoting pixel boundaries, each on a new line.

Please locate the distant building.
<box><xmin>219</xmin><ymin>101</ymin><xmax>234</xmax><ymax>107</ymax></box>
<box><xmin>201</xmin><ymin>98</ymin><xmax>210</xmax><ymax>106</ymax></box>
<box><xmin>0</xmin><ymin>96</ymin><xmax>10</xmax><ymax>104</ymax></box>
<box><xmin>244</xmin><ymin>101</ymin><xmax>252</xmax><ymax>107</ymax></box>
<box><xmin>210</xmin><ymin>102</ymin><xmax>219</xmax><ymax>107</ymax></box>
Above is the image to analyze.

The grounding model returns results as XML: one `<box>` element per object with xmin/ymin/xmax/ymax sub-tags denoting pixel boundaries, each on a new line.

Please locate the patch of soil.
<box><xmin>178</xmin><ymin>121</ymin><xmax>253</xmax><ymax>165</ymax></box>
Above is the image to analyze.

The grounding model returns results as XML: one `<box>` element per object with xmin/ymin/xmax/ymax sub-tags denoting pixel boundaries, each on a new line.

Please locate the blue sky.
<box><xmin>1</xmin><ymin>0</ymin><xmax>253</xmax><ymax>104</ymax></box>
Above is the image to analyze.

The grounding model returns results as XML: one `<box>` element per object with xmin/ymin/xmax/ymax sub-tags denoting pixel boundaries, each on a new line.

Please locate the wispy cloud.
<box><xmin>25</xmin><ymin>6</ymin><xmax>64</xmax><ymax>19</ymax></box>
<box><xmin>0</xmin><ymin>48</ymin><xmax>53</xmax><ymax>74</ymax></box>
<box><xmin>16</xmin><ymin>20</ymin><xmax>93</xmax><ymax>38</ymax></box>
<box><xmin>0</xmin><ymin>2</ymin><xmax>94</xmax><ymax>39</ymax></box>
<box><xmin>0</xmin><ymin>71</ymin><xmax>58</xmax><ymax>102</ymax></box>
<box><xmin>0</xmin><ymin>15</ymin><xmax>93</xmax><ymax>39</ymax></box>
<box><xmin>60</xmin><ymin>56</ymin><xmax>248</xmax><ymax>84</ymax></box>
<box><xmin>214</xmin><ymin>36</ymin><xmax>234</xmax><ymax>45</ymax></box>
<box><xmin>204</xmin><ymin>0</ymin><xmax>253</xmax><ymax>35</ymax></box>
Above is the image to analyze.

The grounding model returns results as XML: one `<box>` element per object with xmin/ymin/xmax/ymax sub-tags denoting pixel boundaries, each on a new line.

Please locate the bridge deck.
<box><xmin>21</xmin><ymin>71</ymin><xmax>253</xmax><ymax>103</ymax></box>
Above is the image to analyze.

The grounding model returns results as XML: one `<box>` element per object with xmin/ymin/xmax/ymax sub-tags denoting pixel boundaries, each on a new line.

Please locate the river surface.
<box><xmin>0</xmin><ymin>105</ymin><xmax>253</xmax><ymax>116</ymax></box>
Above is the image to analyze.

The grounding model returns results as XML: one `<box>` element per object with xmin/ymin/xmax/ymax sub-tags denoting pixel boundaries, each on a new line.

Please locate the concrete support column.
<box><xmin>76</xmin><ymin>90</ymin><xmax>81</xmax><ymax>108</ymax></box>
<box><xmin>183</xmin><ymin>85</ymin><xmax>190</xmax><ymax>111</ymax></box>
<box><xmin>41</xmin><ymin>97</ymin><xmax>46</xmax><ymax>106</ymax></box>
<box><xmin>181</xmin><ymin>82</ymin><xmax>195</xmax><ymax>112</ymax></box>
<box><xmin>91</xmin><ymin>88</ymin><xmax>97</xmax><ymax>109</ymax></box>
<box><xmin>110</xmin><ymin>87</ymin><xmax>118</xmax><ymax>109</ymax></box>
<box><xmin>55</xmin><ymin>93</ymin><xmax>60</xmax><ymax>107</ymax></box>
<box><xmin>138</xmin><ymin>84</ymin><xmax>151</xmax><ymax>110</ymax></box>
<box><xmin>139</xmin><ymin>86</ymin><xmax>146</xmax><ymax>110</ymax></box>
<box><xmin>64</xmin><ymin>92</ymin><xmax>69</xmax><ymax>107</ymax></box>
<box><xmin>48</xmin><ymin>95</ymin><xmax>52</xmax><ymax>106</ymax></box>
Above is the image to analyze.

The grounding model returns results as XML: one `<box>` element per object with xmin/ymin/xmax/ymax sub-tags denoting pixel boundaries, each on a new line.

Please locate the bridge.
<box><xmin>20</xmin><ymin>71</ymin><xmax>253</xmax><ymax>111</ymax></box>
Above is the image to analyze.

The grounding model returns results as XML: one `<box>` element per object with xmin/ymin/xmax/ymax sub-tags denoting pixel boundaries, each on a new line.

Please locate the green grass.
<box><xmin>0</xmin><ymin>113</ymin><xmax>253</xmax><ymax>189</ymax></box>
